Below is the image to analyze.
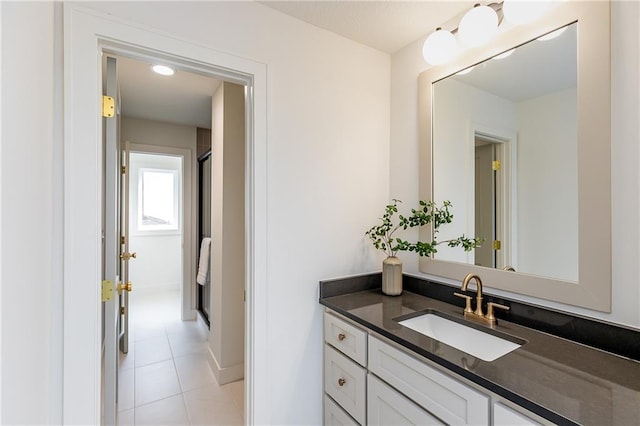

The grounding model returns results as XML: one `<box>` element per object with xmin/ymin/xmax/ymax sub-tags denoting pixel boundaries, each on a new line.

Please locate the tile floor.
<box><xmin>116</xmin><ymin>287</ymin><xmax>244</xmax><ymax>425</ymax></box>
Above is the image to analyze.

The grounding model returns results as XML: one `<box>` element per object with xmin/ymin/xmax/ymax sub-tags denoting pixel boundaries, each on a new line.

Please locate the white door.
<box><xmin>474</xmin><ymin>142</ymin><xmax>496</xmax><ymax>268</ymax></box>
<box><xmin>103</xmin><ymin>55</ymin><xmax>135</xmax><ymax>424</ymax></box>
<box><xmin>119</xmin><ymin>139</ymin><xmax>133</xmax><ymax>354</ymax></box>
<box><xmin>103</xmin><ymin>55</ymin><xmax>120</xmax><ymax>425</ymax></box>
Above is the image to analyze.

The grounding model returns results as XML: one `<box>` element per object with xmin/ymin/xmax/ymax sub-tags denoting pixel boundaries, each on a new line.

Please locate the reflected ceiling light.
<box><xmin>503</xmin><ymin>0</ymin><xmax>551</xmax><ymax>25</ymax></box>
<box><xmin>422</xmin><ymin>28</ymin><xmax>458</xmax><ymax>65</ymax></box>
<box><xmin>538</xmin><ymin>26</ymin><xmax>567</xmax><ymax>41</ymax></box>
<box><xmin>494</xmin><ymin>49</ymin><xmax>515</xmax><ymax>59</ymax></box>
<box><xmin>458</xmin><ymin>4</ymin><xmax>499</xmax><ymax>47</ymax></box>
<box><xmin>151</xmin><ymin>65</ymin><xmax>175</xmax><ymax>76</ymax></box>
<box><xmin>456</xmin><ymin>66</ymin><xmax>475</xmax><ymax>75</ymax></box>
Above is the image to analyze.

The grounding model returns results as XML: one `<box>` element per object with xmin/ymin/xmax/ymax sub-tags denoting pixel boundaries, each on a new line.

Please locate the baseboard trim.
<box><xmin>207</xmin><ymin>346</ymin><xmax>244</xmax><ymax>385</ymax></box>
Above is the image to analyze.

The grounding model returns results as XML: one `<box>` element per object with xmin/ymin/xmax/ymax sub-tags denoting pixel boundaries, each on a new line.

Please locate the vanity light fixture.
<box><xmin>151</xmin><ymin>64</ymin><xmax>175</xmax><ymax>76</ymax></box>
<box><xmin>422</xmin><ymin>0</ymin><xmax>557</xmax><ymax>66</ymax></box>
<box><xmin>458</xmin><ymin>4</ymin><xmax>499</xmax><ymax>47</ymax></box>
<box><xmin>422</xmin><ymin>27</ymin><xmax>459</xmax><ymax>65</ymax></box>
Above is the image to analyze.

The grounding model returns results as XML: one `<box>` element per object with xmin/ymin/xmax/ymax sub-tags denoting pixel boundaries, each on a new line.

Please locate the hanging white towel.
<box><xmin>196</xmin><ymin>237</ymin><xmax>211</xmax><ymax>285</ymax></box>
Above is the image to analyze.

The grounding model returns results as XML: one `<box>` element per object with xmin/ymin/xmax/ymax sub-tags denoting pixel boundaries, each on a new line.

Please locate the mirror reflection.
<box><xmin>432</xmin><ymin>23</ymin><xmax>578</xmax><ymax>282</ymax></box>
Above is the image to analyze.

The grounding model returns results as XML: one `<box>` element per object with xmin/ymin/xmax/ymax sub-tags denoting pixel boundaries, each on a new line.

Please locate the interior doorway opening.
<box><xmin>473</xmin><ymin>131</ymin><xmax>514</xmax><ymax>271</ymax></box>
<box><xmin>104</xmin><ymin>52</ymin><xmax>247</xmax><ymax>424</ymax></box>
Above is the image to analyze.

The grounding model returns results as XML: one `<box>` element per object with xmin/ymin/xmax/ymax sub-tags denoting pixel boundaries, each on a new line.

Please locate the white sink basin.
<box><xmin>398</xmin><ymin>312</ymin><xmax>522</xmax><ymax>361</ymax></box>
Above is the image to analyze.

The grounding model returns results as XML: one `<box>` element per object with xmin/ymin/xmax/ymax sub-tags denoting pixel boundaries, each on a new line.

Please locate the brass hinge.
<box><xmin>121</xmin><ymin>236</ymin><xmax>126</xmax><ymax>245</ymax></box>
<box><xmin>120</xmin><ymin>306</ymin><xmax>126</xmax><ymax>316</ymax></box>
<box><xmin>102</xmin><ymin>95</ymin><xmax>115</xmax><ymax>118</ymax></box>
<box><xmin>121</xmin><ymin>165</ymin><xmax>126</xmax><ymax>174</ymax></box>
<box><xmin>493</xmin><ymin>240</ymin><xmax>502</xmax><ymax>250</ymax></box>
<box><xmin>102</xmin><ymin>280</ymin><xmax>114</xmax><ymax>302</ymax></box>
<box><xmin>492</xmin><ymin>160</ymin><xmax>501</xmax><ymax>171</ymax></box>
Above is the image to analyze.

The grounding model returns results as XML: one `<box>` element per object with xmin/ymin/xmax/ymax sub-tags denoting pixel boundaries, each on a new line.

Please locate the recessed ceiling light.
<box><xmin>151</xmin><ymin>65</ymin><xmax>175</xmax><ymax>76</ymax></box>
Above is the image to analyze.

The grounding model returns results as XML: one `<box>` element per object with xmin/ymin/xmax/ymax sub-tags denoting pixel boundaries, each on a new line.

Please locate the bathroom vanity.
<box><xmin>320</xmin><ymin>274</ymin><xmax>640</xmax><ymax>425</ymax></box>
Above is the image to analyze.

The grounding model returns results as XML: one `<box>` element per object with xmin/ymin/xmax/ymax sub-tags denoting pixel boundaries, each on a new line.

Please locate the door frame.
<box><xmin>128</xmin><ymin>144</ymin><xmax>195</xmax><ymax>321</ymax></box>
<box><xmin>63</xmin><ymin>6</ymin><xmax>268</xmax><ymax>424</ymax></box>
<box><xmin>468</xmin><ymin>121</ymin><xmax>518</xmax><ymax>271</ymax></box>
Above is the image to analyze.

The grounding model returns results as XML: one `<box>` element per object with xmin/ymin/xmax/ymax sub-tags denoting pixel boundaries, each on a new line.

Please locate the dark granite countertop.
<box><xmin>320</xmin><ymin>274</ymin><xmax>640</xmax><ymax>426</ymax></box>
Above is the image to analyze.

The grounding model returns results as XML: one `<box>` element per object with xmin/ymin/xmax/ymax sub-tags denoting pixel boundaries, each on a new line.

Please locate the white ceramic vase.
<box><xmin>382</xmin><ymin>256</ymin><xmax>402</xmax><ymax>296</ymax></box>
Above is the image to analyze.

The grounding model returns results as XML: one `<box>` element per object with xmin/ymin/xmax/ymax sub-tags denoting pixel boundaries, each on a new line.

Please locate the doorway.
<box><xmin>107</xmin><ymin>53</ymin><xmax>246</xmax><ymax>424</ymax></box>
<box><xmin>64</xmin><ymin>8</ymin><xmax>268</xmax><ymax>423</ymax></box>
<box><xmin>472</xmin><ymin>130</ymin><xmax>514</xmax><ymax>271</ymax></box>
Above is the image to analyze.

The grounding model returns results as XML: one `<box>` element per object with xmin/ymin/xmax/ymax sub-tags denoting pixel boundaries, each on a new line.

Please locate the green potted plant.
<box><xmin>366</xmin><ymin>199</ymin><xmax>481</xmax><ymax>295</ymax></box>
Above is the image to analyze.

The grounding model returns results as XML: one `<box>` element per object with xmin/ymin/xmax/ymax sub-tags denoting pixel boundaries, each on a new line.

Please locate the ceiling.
<box><xmin>259</xmin><ymin>1</ymin><xmax>471</xmax><ymax>54</ymax></box>
<box><xmin>116</xmin><ymin>55</ymin><xmax>220</xmax><ymax>129</ymax></box>
<box><xmin>115</xmin><ymin>1</ymin><xmax>472</xmax><ymax>128</ymax></box>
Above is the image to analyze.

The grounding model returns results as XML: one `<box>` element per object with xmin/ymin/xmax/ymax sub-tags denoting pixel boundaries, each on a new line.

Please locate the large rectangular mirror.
<box><xmin>419</xmin><ymin>1</ymin><xmax>611</xmax><ymax>311</ymax></box>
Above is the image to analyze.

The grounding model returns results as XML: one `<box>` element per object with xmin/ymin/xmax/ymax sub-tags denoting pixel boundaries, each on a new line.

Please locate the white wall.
<box><xmin>391</xmin><ymin>1</ymin><xmax>640</xmax><ymax>327</ymax></box>
<box><xmin>209</xmin><ymin>82</ymin><xmax>245</xmax><ymax>384</ymax></box>
<box><xmin>431</xmin><ymin>78</ymin><xmax>516</xmax><ymax>263</ymax></box>
<box><xmin>1</xmin><ymin>2</ymin><xmax>389</xmax><ymax>424</ymax></box>
<box><xmin>516</xmin><ymin>88</ymin><xmax>578</xmax><ymax>282</ymax></box>
<box><xmin>0</xmin><ymin>3</ymin><xmax>61</xmax><ymax>424</ymax></box>
<box><xmin>122</xmin><ymin>116</ymin><xmax>197</xmax><ymax>151</ymax></box>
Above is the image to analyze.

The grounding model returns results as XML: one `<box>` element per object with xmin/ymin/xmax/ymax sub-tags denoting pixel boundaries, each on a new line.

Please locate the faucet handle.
<box><xmin>454</xmin><ymin>292</ymin><xmax>473</xmax><ymax>314</ymax></box>
<box><xmin>486</xmin><ymin>302</ymin><xmax>510</xmax><ymax>322</ymax></box>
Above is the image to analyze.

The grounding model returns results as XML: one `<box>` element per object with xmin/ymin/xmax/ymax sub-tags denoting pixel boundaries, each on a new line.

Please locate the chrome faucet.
<box><xmin>454</xmin><ymin>273</ymin><xmax>509</xmax><ymax>326</ymax></box>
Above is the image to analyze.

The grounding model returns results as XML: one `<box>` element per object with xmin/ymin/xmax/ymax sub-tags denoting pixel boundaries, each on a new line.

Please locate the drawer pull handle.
<box><xmin>337</xmin><ymin>333</ymin><xmax>346</xmax><ymax>341</ymax></box>
<box><xmin>338</xmin><ymin>378</ymin><xmax>346</xmax><ymax>387</ymax></box>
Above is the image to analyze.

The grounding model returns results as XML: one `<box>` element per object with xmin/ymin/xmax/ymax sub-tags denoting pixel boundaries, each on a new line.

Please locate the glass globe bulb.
<box><xmin>422</xmin><ymin>28</ymin><xmax>458</xmax><ymax>65</ymax></box>
<box><xmin>458</xmin><ymin>4</ymin><xmax>498</xmax><ymax>48</ymax></box>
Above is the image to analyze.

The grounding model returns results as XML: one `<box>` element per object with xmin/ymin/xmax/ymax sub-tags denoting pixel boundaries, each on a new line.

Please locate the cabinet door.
<box><xmin>324</xmin><ymin>345</ymin><xmax>367</xmax><ymax>425</ymax></box>
<box><xmin>493</xmin><ymin>402</ymin><xmax>541</xmax><ymax>426</ymax></box>
<box><xmin>368</xmin><ymin>374</ymin><xmax>444</xmax><ymax>426</ymax></box>
<box><xmin>324</xmin><ymin>394</ymin><xmax>359</xmax><ymax>426</ymax></box>
<box><xmin>368</xmin><ymin>336</ymin><xmax>489</xmax><ymax>425</ymax></box>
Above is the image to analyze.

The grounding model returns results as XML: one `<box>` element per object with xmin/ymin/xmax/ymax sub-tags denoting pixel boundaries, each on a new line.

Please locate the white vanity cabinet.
<box><xmin>368</xmin><ymin>335</ymin><xmax>489</xmax><ymax>425</ymax></box>
<box><xmin>493</xmin><ymin>402</ymin><xmax>542</xmax><ymax>426</ymax></box>
<box><xmin>324</xmin><ymin>312</ymin><xmax>368</xmax><ymax>425</ymax></box>
<box><xmin>323</xmin><ymin>310</ymin><xmax>548</xmax><ymax>426</ymax></box>
<box><xmin>367</xmin><ymin>373</ymin><xmax>443</xmax><ymax>425</ymax></box>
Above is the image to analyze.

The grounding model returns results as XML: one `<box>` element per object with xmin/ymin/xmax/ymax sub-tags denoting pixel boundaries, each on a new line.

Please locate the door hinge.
<box><xmin>120</xmin><ymin>306</ymin><xmax>126</xmax><ymax>316</ymax></box>
<box><xmin>102</xmin><ymin>280</ymin><xmax>114</xmax><ymax>302</ymax></box>
<box><xmin>243</xmin><ymin>290</ymin><xmax>246</xmax><ymax>302</ymax></box>
<box><xmin>493</xmin><ymin>240</ymin><xmax>502</xmax><ymax>250</ymax></box>
<box><xmin>102</xmin><ymin>95</ymin><xmax>115</xmax><ymax>118</ymax></box>
<box><xmin>121</xmin><ymin>236</ymin><xmax>126</xmax><ymax>245</ymax></box>
<box><xmin>492</xmin><ymin>160</ymin><xmax>501</xmax><ymax>171</ymax></box>
<box><xmin>121</xmin><ymin>165</ymin><xmax>126</xmax><ymax>175</ymax></box>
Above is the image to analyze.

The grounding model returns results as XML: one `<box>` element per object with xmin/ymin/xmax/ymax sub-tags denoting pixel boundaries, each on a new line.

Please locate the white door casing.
<box><xmin>63</xmin><ymin>6</ymin><xmax>268</xmax><ymax>424</ymax></box>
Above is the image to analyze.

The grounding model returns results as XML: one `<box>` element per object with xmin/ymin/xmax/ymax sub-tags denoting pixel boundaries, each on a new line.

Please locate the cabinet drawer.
<box><xmin>324</xmin><ymin>345</ymin><xmax>367</xmax><ymax>425</ymax></box>
<box><xmin>493</xmin><ymin>402</ymin><xmax>542</xmax><ymax>426</ymax></box>
<box><xmin>368</xmin><ymin>373</ymin><xmax>444</xmax><ymax>425</ymax></box>
<box><xmin>324</xmin><ymin>394</ymin><xmax>359</xmax><ymax>426</ymax></box>
<box><xmin>324</xmin><ymin>312</ymin><xmax>367</xmax><ymax>366</ymax></box>
<box><xmin>368</xmin><ymin>336</ymin><xmax>489</xmax><ymax>425</ymax></box>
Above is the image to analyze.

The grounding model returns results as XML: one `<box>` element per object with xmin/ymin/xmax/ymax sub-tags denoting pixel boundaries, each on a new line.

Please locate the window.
<box><xmin>138</xmin><ymin>168</ymin><xmax>179</xmax><ymax>232</ymax></box>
